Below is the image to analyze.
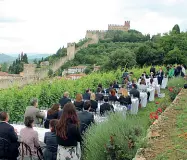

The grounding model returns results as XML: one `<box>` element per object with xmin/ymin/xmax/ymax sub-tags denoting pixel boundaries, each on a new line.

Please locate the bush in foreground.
<box><xmin>82</xmin><ymin>113</ymin><xmax>144</xmax><ymax>160</ymax></box>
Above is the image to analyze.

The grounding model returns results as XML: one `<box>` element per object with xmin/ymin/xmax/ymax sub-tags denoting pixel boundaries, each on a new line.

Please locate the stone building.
<box><xmin>65</xmin><ymin>65</ymin><xmax>87</xmax><ymax>74</ymax></box>
<box><xmin>108</xmin><ymin>21</ymin><xmax>130</xmax><ymax>31</ymax></box>
<box><xmin>23</xmin><ymin>64</ymin><xmax>36</xmax><ymax>77</ymax></box>
<box><xmin>65</xmin><ymin>73</ymin><xmax>86</xmax><ymax>80</ymax></box>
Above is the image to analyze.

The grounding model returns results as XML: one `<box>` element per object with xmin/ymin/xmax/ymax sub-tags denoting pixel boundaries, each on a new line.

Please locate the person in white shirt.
<box><xmin>181</xmin><ymin>65</ymin><xmax>186</xmax><ymax>77</ymax></box>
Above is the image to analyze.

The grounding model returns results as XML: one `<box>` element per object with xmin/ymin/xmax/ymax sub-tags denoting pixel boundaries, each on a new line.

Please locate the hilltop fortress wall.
<box><xmin>0</xmin><ymin>21</ymin><xmax>130</xmax><ymax>89</ymax></box>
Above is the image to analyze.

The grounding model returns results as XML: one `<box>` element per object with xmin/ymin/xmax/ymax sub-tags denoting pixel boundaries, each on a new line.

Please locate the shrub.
<box><xmin>167</xmin><ymin>77</ymin><xmax>184</xmax><ymax>100</ymax></box>
<box><xmin>82</xmin><ymin>113</ymin><xmax>144</xmax><ymax>160</ymax></box>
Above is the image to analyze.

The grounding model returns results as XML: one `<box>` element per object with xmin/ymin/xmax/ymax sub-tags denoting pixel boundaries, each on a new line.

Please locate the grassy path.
<box><xmin>141</xmin><ymin>89</ymin><xmax>187</xmax><ymax>160</ymax></box>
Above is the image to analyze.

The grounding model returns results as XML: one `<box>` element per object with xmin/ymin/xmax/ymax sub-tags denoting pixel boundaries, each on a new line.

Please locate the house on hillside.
<box><xmin>93</xmin><ymin>65</ymin><xmax>100</xmax><ymax>72</ymax></box>
<box><xmin>65</xmin><ymin>73</ymin><xmax>86</xmax><ymax>80</ymax></box>
<box><xmin>65</xmin><ymin>65</ymin><xmax>87</xmax><ymax>74</ymax></box>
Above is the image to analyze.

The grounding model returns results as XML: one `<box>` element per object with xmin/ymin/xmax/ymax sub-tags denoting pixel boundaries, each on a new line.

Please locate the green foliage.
<box><xmin>83</xmin><ymin>113</ymin><xmax>144</xmax><ymax>160</ymax></box>
<box><xmin>44</xmin><ymin>47</ymin><xmax>67</xmax><ymax>64</ymax></box>
<box><xmin>0</xmin><ymin>69</ymin><xmax>122</xmax><ymax>122</ymax></box>
<box><xmin>48</xmin><ymin>69</ymin><xmax>54</xmax><ymax>77</ymax></box>
<box><xmin>102</xmin><ymin>48</ymin><xmax>136</xmax><ymax>71</ymax></box>
<box><xmin>167</xmin><ymin>77</ymin><xmax>184</xmax><ymax>100</ymax></box>
<box><xmin>0</xmin><ymin>62</ymin><xmax>8</xmax><ymax>72</ymax></box>
<box><xmin>172</xmin><ymin>24</ymin><xmax>180</xmax><ymax>34</ymax></box>
<box><xmin>8</xmin><ymin>53</ymin><xmax>28</xmax><ymax>74</ymax></box>
<box><xmin>75</xmin><ymin>38</ymin><xmax>90</xmax><ymax>47</ymax></box>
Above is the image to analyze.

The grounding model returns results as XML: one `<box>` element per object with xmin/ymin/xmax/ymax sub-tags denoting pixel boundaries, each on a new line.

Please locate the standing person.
<box><xmin>74</xmin><ymin>94</ymin><xmax>84</xmax><ymax>111</ymax></box>
<box><xmin>181</xmin><ymin>64</ymin><xmax>186</xmax><ymax>77</ymax></box>
<box><xmin>44</xmin><ymin>104</ymin><xmax>60</xmax><ymax>129</ymax></box>
<box><xmin>157</xmin><ymin>67</ymin><xmax>164</xmax><ymax>85</ymax></box>
<box><xmin>0</xmin><ymin>112</ymin><xmax>19</xmax><ymax>160</ymax></box>
<box><xmin>150</xmin><ymin>65</ymin><xmax>156</xmax><ymax>76</ymax></box>
<box><xmin>24</xmin><ymin>98</ymin><xmax>45</xmax><ymax>124</ymax></box>
<box><xmin>168</xmin><ymin>65</ymin><xmax>175</xmax><ymax>79</ymax></box>
<box><xmin>59</xmin><ymin>92</ymin><xmax>71</xmax><ymax>109</ymax></box>
<box><xmin>56</xmin><ymin>103</ymin><xmax>82</xmax><ymax>160</ymax></box>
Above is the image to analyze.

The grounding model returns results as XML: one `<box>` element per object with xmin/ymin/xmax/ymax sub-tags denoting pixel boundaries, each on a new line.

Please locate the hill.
<box><xmin>0</xmin><ymin>53</ymin><xmax>16</xmax><ymax>63</ymax></box>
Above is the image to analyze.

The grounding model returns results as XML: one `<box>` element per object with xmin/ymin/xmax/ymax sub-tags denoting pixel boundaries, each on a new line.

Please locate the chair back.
<box><xmin>37</xmin><ymin>146</ymin><xmax>57</xmax><ymax>160</ymax></box>
<box><xmin>0</xmin><ymin>137</ymin><xmax>11</xmax><ymax>159</ymax></box>
<box><xmin>18</xmin><ymin>142</ymin><xmax>32</xmax><ymax>160</ymax></box>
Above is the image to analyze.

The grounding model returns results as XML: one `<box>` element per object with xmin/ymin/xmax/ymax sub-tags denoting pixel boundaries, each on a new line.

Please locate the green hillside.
<box><xmin>46</xmin><ymin>24</ymin><xmax>187</xmax><ymax>75</ymax></box>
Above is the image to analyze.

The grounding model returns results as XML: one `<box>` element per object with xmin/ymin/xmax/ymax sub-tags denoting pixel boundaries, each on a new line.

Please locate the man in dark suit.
<box><xmin>100</xmin><ymin>96</ymin><xmax>114</xmax><ymax>116</ymax></box>
<box><xmin>0</xmin><ymin>111</ymin><xmax>19</xmax><ymax>160</ymax></box>
<box><xmin>129</xmin><ymin>84</ymin><xmax>140</xmax><ymax>99</ymax></box>
<box><xmin>59</xmin><ymin>92</ymin><xmax>71</xmax><ymax>109</ymax></box>
<box><xmin>78</xmin><ymin>101</ymin><xmax>94</xmax><ymax>134</ymax></box>
<box><xmin>83</xmin><ymin>89</ymin><xmax>91</xmax><ymax>100</ymax></box>
<box><xmin>150</xmin><ymin>65</ymin><xmax>156</xmax><ymax>76</ymax></box>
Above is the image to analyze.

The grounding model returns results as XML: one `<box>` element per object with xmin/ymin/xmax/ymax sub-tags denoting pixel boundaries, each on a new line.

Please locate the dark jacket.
<box><xmin>56</xmin><ymin>119</ymin><xmax>82</xmax><ymax>147</ymax></box>
<box><xmin>150</xmin><ymin>67</ymin><xmax>156</xmax><ymax>75</ymax></box>
<box><xmin>129</xmin><ymin>88</ymin><xmax>140</xmax><ymax>99</ymax></box>
<box><xmin>74</xmin><ymin>101</ymin><xmax>84</xmax><ymax>111</ymax></box>
<box><xmin>78</xmin><ymin>111</ymin><xmax>94</xmax><ymax>134</ymax></box>
<box><xmin>59</xmin><ymin>97</ymin><xmax>71</xmax><ymax>109</ymax></box>
<box><xmin>44</xmin><ymin>132</ymin><xmax>58</xmax><ymax>160</ymax></box>
<box><xmin>100</xmin><ymin>103</ymin><xmax>114</xmax><ymax>116</ymax></box>
<box><xmin>0</xmin><ymin>122</ymin><xmax>19</xmax><ymax>159</ymax></box>
<box><xmin>83</xmin><ymin>93</ymin><xmax>90</xmax><ymax>100</ymax></box>
<box><xmin>109</xmin><ymin>95</ymin><xmax>118</xmax><ymax>102</ymax></box>
<box><xmin>57</xmin><ymin>110</ymin><xmax>63</xmax><ymax>119</ymax></box>
<box><xmin>90</xmin><ymin>100</ymin><xmax>98</xmax><ymax>112</ymax></box>
<box><xmin>44</xmin><ymin>112</ymin><xmax>59</xmax><ymax>129</ymax></box>
<box><xmin>95</xmin><ymin>93</ymin><xmax>104</xmax><ymax>101</ymax></box>
<box><xmin>113</xmin><ymin>84</ymin><xmax>119</xmax><ymax>89</ymax></box>
<box><xmin>118</xmin><ymin>95</ymin><xmax>132</xmax><ymax>105</ymax></box>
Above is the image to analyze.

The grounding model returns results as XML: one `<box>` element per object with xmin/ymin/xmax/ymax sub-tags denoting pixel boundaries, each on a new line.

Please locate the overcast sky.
<box><xmin>0</xmin><ymin>0</ymin><xmax>186</xmax><ymax>54</ymax></box>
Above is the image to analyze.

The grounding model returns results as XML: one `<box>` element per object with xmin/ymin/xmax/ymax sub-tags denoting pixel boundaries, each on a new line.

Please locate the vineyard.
<box><xmin>0</xmin><ymin>66</ymin><xmax>164</xmax><ymax>122</ymax></box>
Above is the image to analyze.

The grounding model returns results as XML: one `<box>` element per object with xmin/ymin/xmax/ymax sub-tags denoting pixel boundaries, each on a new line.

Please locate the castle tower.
<box><xmin>67</xmin><ymin>43</ymin><xmax>76</xmax><ymax>60</ymax></box>
<box><xmin>23</xmin><ymin>64</ymin><xmax>36</xmax><ymax>77</ymax></box>
<box><xmin>108</xmin><ymin>21</ymin><xmax>130</xmax><ymax>31</ymax></box>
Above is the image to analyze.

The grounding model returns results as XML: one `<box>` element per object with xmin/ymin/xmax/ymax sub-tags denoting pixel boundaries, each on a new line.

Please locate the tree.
<box><xmin>1</xmin><ymin>62</ymin><xmax>8</xmax><ymax>72</ymax></box>
<box><xmin>48</xmin><ymin>69</ymin><xmax>54</xmax><ymax>77</ymax></box>
<box><xmin>102</xmin><ymin>49</ymin><xmax>136</xmax><ymax>71</ymax></box>
<box><xmin>172</xmin><ymin>24</ymin><xmax>180</xmax><ymax>34</ymax></box>
<box><xmin>164</xmin><ymin>47</ymin><xmax>184</xmax><ymax>64</ymax></box>
<box><xmin>23</xmin><ymin>53</ymin><xmax>28</xmax><ymax>63</ymax></box>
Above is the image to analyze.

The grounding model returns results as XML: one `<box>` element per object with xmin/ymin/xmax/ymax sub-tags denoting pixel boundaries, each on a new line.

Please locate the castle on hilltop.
<box><xmin>85</xmin><ymin>21</ymin><xmax>130</xmax><ymax>40</ymax></box>
<box><xmin>108</xmin><ymin>21</ymin><xmax>130</xmax><ymax>31</ymax></box>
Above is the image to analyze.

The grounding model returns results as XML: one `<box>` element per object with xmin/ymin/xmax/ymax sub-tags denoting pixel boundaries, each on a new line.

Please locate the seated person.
<box><xmin>150</xmin><ymin>78</ymin><xmax>156</xmax><ymax>88</ymax></box>
<box><xmin>113</xmin><ymin>81</ymin><xmax>119</xmax><ymax>89</ymax></box>
<box><xmin>59</xmin><ymin>92</ymin><xmax>71</xmax><ymax>109</ymax></box>
<box><xmin>78</xmin><ymin>101</ymin><xmax>94</xmax><ymax>134</ymax></box>
<box><xmin>143</xmin><ymin>71</ymin><xmax>149</xmax><ymax>79</ymax></box>
<box><xmin>95</xmin><ymin>87</ymin><xmax>104</xmax><ymax>101</ymax></box>
<box><xmin>149</xmin><ymin>72</ymin><xmax>155</xmax><ymax>79</ymax></box>
<box><xmin>44</xmin><ymin>119</ymin><xmax>58</xmax><ymax>160</ymax></box>
<box><xmin>118</xmin><ymin>89</ymin><xmax>132</xmax><ymax>106</ymax></box>
<box><xmin>106</xmin><ymin>83</ymin><xmax>113</xmax><ymax>94</ymax></box>
<box><xmin>24</xmin><ymin>98</ymin><xmax>45</xmax><ymax>124</ymax></box>
<box><xmin>83</xmin><ymin>89</ymin><xmax>91</xmax><ymax>100</ymax></box>
<box><xmin>118</xmin><ymin>85</ymin><xmax>126</xmax><ymax>94</ymax></box>
<box><xmin>100</xmin><ymin>96</ymin><xmax>114</xmax><ymax>116</ymax></box>
<box><xmin>109</xmin><ymin>89</ymin><xmax>118</xmax><ymax>102</ymax></box>
<box><xmin>0</xmin><ymin>112</ymin><xmax>19</xmax><ymax>160</ymax></box>
<box><xmin>140</xmin><ymin>78</ymin><xmax>146</xmax><ymax>85</ymax></box>
<box><xmin>20</xmin><ymin>116</ymin><xmax>41</xmax><ymax>155</ymax></box>
<box><xmin>74</xmin><ymin>94</ymin><xmax>84</xmax><ymax>111</ymax></box>
<box><xmin>44</xmin><ymin>104</ymin><xmax>60</xmax><ymax>129</ymax></box>
<box><xmin>129</xmin><ymin>84</ymin><xmax>140</xmax><ymax>99</ymax></box>
<box><xmin>90</xmin><ymin>93</ymin><xmax>98</xmax><ymax>112</ymax></box>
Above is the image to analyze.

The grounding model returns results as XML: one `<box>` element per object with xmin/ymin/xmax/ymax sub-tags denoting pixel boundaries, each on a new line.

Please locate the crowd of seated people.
<box><xmin>1</xmin><ymin>66</ymin><xmax>176</xmax><ymax>159</ymax></box>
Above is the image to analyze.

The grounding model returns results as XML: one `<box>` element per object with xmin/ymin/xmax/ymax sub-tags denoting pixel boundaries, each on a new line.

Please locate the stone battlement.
<box><xmin>86</xmin><ymin>30</ymin><xmax>107</xmax><ymax>33</ymax></box>
<box><xmin>67</xmin><ymin>43</ymin><xmax>76</xmax><ymax>47</ymax></box>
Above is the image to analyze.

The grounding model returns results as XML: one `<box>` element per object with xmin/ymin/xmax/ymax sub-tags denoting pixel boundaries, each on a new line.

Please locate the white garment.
<box><xmin>182</xmin><ymin>67</ymin><xmax>186</xmax><ymax>75</ymax></box>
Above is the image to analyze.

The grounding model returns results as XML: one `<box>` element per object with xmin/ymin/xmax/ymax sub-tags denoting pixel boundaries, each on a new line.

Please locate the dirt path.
<box><xmin>136</xmin><ymin>89</ymin><xmax>187</xmax><ymax>160</ymax></box>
